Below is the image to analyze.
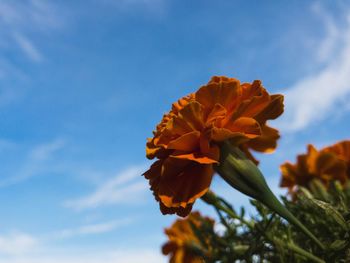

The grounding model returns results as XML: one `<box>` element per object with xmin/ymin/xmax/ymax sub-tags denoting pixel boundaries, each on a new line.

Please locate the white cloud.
<box><xmin>12</xmin><ymin>32</ymin><xmax>43</xmax><ymax>62</ymax></box>
<box><xmin>52</xmin><ymin>219</ymin><xmax>133</xmax><ymax>239</ymax></box>
<box><xmin>0</xmin><ymin>232</ymin><xmax>38</xmax><ymax>255</ymax></box>
<box><xmin>0</xmin><ymin>225</ymin><xmax>163</xmax><ymax>263</ymax></box>
<box><xmin>0</xmin><ymin>0</ymin><xmax>60</xmax><ymax>63</ymax></box>
<box><xmin>311</xmin><ymin>2</ymin><xmax>341</xmax><ymax>63</ymax></box>
<box><xmin>64</xmin><ymin>165</ymin><xmax>148</xmax><ymax>210</ymax></box>
<box><xmin>100</xmin><ymin>0</ymin><xmax>167</xmax><ymax>15</ymax></box>
<box><xmin>277</xmin><ymin>12</ymin><xmax>350</xmax><ymax>132</ymax></box>
<box><xmin>0</xmin><ymin>1</ymin><xmax>65</xmax><ymax>106</ymax></box>
<box><xmin>0</xmin><ymin>216</ymin><xmax>161</xmax><ymax>261</ymax></box>
<box><xmin>0</xmin><ymin>0</ymin><xmax>62</xmax><ymax>31</ymax></box>
<box><xmin>29</xmin><ymin>139</ymin><xmax>65</xmax><ymax>161</ymax></box>
<box><xmin>0</xmin><ymin>139</ymin><xmax>66</xmax><ymax>187</ymax></box>
<box><xmin>0</xmin><ymin>249</ymin><xmax>165</xmax><ymax>263</ymax></box>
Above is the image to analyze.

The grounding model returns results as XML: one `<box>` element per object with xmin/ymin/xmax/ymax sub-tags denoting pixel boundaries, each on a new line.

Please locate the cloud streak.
<box><xmin>0</xmin><ymin>232</ymin><xmax>38</xmax><ymax>256</ymax></box>
<box><xmin>0</xmin><ymin>0</ymin><xmax>62</xmax><ymax>63</ymax></box>
<box><xmin>52</xmin><ymin>219</ymin><xmax>133</xmax><ymax>239</ymax></box>
<box><xmin>277</xmin><ymin>8</ymin><xmax>350</xmax><ymax>132</ymax></box>
<box><xmin>64</xmin><ymin>165</ymin><xmax>148</xmax><ymax>210</ymax></box>
<box><xmin>0</xmin><ymin>139</ymin><xmax>66</xmax><ymax>187</ymax></box>
<box><xmin>0</xmin><ymin>227</ymin><xmax>163</xmax><ymax>262</ymax></box>
<box><xmin>0</xmin><ymin>248</ymin><xmax>164</xmax><ymax>263</ymax></box>
<box><xmin>12</xmin><ymin>32</ymin><xmax>43</xmax><ymax>62</ymax></box>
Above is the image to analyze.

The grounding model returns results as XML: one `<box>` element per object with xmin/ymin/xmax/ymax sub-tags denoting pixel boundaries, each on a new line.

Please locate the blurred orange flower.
<box><xmin>280</xmin><ymin>140</ymin><xmax>350</xmax><ymax>191</ymax></box>
<box><xmin>144</xmin><ymin>76</ymin><xmax>284</xmax><ymax>216</ymax></box>
<box><xmin>162</xmin><ymin>211</ymin><xmax>214</xmax><ymax>263</ymax></box>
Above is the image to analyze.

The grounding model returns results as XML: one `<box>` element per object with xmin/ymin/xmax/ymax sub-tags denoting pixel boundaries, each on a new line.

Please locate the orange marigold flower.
<box><xmin>323</xmin><ymin>140</ymin><xmax>350</xmax><ymax>174</ymax></box>
<box><xmin>162</xmin><ymin>211</ymin><xmax>214</xmax><ymax>263</ymax></box>
<box><xmin>280</xmin><ymin>140</ymin><xmax>350</xmax><ymax>191</ymax></box>
<box><xmin>144</xmin><ymin>76</ymin><xmax>284</xmax><ymax>216</ymax></box>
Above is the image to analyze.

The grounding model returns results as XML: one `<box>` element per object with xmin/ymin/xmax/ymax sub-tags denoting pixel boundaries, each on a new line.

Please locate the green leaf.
<box><xmin>308</xmin><ymin>199</ymin><xmax>348</xmax><ymax>231</ymax></box>
<box><xmin>329</xmin><ymin>240</ymin><xmax>348</xmax><ymax>251</ymax></box>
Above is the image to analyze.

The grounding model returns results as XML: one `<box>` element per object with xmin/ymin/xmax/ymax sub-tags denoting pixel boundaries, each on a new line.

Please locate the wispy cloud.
<box><xmin>64</xmin><ymin>165</ymin><xmax>148</xmax><ymax>210</ymax></box>
<box><xmin>12</xmin><ymin>32</ymin><xmax>43</xmax><ymax>62</ymax></box>
<box><xmin>100</xmin><ymin>0</ymin><xmax>167</xmax><ymax>15</ymax></box>
<box><xmin>0</xmin><ymin>227</ymin><xmax>164</xmax><ymax>262</ymax></box>
<box><xmin>0</xmin><ymin>248</ymin><xmax>164</xmax><ymax>263</ymax></box>
<box><xmin>0</xmin><ymin>0</ymin><xmax>63</xmax><ymax>64</ymax></box>
<box><xmin>311</xmin><ymin>2</ymin><xmax>342</xmax><ymax>63</ymax></box>
<box><xmin>0</xmin><ymin>0</ymin><xmax>65</xmax><ymax>106</ymax></box>
<box><xmin>0</xmin><ymin>0</ymin><xmax>62</xmax><ymax>32</ymax></box>
<box><xmin>0</xmin><ymin>139</ymin><xmax>66</xmax><ymax>187</ymax></box>
<box><xmin>52</xmin><ymin>219</ymin><xmax>133</xmax><ymax>239</ymax></box>
<box><xmin>277</xmin><ymin>8</ymin><xmax>350</xmax><ymax>132</ymax></box>
<box><xmin>0</xmin><ymin>232</ymin><xmax>38</xmax><ymax>255</ymax></box>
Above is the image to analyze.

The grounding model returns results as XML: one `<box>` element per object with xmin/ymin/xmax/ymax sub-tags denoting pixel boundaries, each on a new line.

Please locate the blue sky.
<box><xmin>0</xmin><ymin>0</ymin><xmax>350</xmax><ymax>262</ymax></box>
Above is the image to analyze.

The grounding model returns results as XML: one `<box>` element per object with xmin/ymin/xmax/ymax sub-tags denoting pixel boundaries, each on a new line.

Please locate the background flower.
<box><xmin>162</xmin><ymin>211</ymin><xmax>214</xmax><ymax>263</ymax></box>
<box><xmin>280</xmin><ymin>140</ymin><xmax>350</xmax><ymax>191</ymax></box>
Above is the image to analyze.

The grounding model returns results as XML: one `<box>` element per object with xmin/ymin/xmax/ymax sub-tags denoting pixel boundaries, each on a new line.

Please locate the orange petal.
<box><xmin>159</xmin><ymin>202</ymin><xmax>193</xmax><ymax>217</ymax></box>
<box><xmin>241</xmin><ymin>80</ymin><xmax>263</xmax><ymax>98</ymax></box>
<box><xmin>246</xmin><ymin>125</ymin><xmax>280</xmax><ymax>153</ymax></box>
<box><xmin>233</xmin><ymin>95</ymin><xmax>270</xmax><ymax>119</ymax></box>
<box><xmin>167</xmin><ymin>131</ymin><xmax>200</xmax><ymax>151</ymax></box>
<box><xmin>171</xmin><ymin>93</ymin><xmax>195</xmax><ymax>113</ymax></box>
<box><xmin>162</xmin><ymin>241</ymin><xmax>177</xmax><ymax>256</ymax></box>
<box><xmin>280</xmin><ymin>162</ymin><xmax>298</xmax><ymax>187</ymax></box>
<box><xmin>158</xmin><ymin>162</ymin><xmax>214</xmax><ymax>209</ymax></box>
<box><xmin>178</xmin><ymin>101</ymin><xmax>205</xmax><ymax>131</ymax></box>
<box><xmin>255</xmin><ymin>94</ymin><xmax>284</xmax><ymax>123</ymax></box>
<box><xmin>316</xmin><ymin>152</ymin><xmax>347</xmax><ymax>183</ymax></box>
<box><xmin>170</xmin><ymin>117</ymin><xmax>195</xmax><ymax>135</ymax></box>
<box><xmin>226</xmin><ymin>117</ymin><xmax>261</xmax><ymax>138</ymax></box>
<box><xmin>210</xmin><ymin>127</ymin><xmax>242</xmax><ymax>142</ymax></box>
<box><xmin>143</xmin><ymin>159</ymin><xmax>163</xmax><ymax>180</ymax></box>
<box><xmin>323</xmin><ymin>140</ymin><xmax>350</xmax><ymax>163</ymax></box>
<box><xmin>206</xmin><ymin>103</ymin><xmax>227</xmax><ymax>124</ymax></box>
<box><xmin>195</xmin><ymin>78</ymin><xmax>241</xmax><ymax>111</ymax></box>
<box><xmin>171</xmin><ymin>152</ymin><xmax>218</xmax><ymax>164</ymax></box>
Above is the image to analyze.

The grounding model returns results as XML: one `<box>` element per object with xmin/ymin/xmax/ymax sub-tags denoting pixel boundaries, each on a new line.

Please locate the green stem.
<box><xmin>261</xmin><ymin>190</ymin><xmax>325</xmax><ymax>250</ymax></box>
<box><xmin>272</xmin><ymin>238</ymin><xmax>325</xmax><ymax>263</ymax></box>
<box><xmin>201</xmin><ymin>193</ymin><xmax>254</xmax><ymax>229</ymax></box>
<box><xmin>216</xmin><ymin>141</ymin><xmax>325</xmax><ymax>250</ymax></box>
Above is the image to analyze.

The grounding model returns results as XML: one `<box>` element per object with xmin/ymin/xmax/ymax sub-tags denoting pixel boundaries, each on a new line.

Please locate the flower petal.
<box><xmin>160</xmin><ymin>202</ymin><xmax>193</xmax><ymax>217</ymax></box>
<box><xmin>167</xmin><ymin>131</ymin><xmax>200</xmax><ymax>151</ymax></box>
<box><xmin>226</xmin><ymin>81</ymin><xmax>270</xmax><ymax>119</ymax></box>
<box><xmin>171</xmin><ymin>152</ymin><xmax>218</xmax><ymax>164</ymax></box>
<box><xmin>196</xmin><ymin>77</ymin><xmax>241</xmax><ymax>111</ymax></box>
<box><xmin>246</xmin><ymin>125</ymin><xmax>280</xmax><ymax>153</ymax></box>
<box><xmin>255</xmin><ymin>94</ymin><xmax>284</xmax><ymax>122</ymax></box>
<box><xmin>226</xmin><ymin>117</ymin><xmax>261</xmax><ymax>138</ymax></box>
<box><xmin>158</xmin><ymin>160</ymin><xmax>214</xmax><ymax>210</ymax></box>
<box><xmin>206</xmin><ymin>103</ymin><xmax>227</xmax><ymax>124</ymax></box>
<box><xmin>178</xmin><ymin>101</ymin><xmax>205</xmax><ymax>131</ymax></box>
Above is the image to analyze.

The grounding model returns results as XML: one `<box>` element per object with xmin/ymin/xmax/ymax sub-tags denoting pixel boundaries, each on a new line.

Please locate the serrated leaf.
<box><xmin>330</xmin><ymin>240</ymin><xmax>347</xmax><ymax>251</ymax></box>
<box><xmin>309</xmin><ymin>199</ymin><xmax>348</xmax><ymax>231</ymax></box>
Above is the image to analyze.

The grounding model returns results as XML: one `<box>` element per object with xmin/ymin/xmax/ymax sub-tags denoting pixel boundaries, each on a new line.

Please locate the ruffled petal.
<box><xmin>195</xmin><ymin>77</ymin><xmax>241</xmax><ymax>111</ymax></box>
<box><xmin>255</xmin><ymin>94</ymin><xmax>284</xmax><ymax>122</ymax></box>
<box><xmin>246</xmin><ymin>125</ymin><xmax>280</xmax><ymax>153</ymax></box>
<box><xmin>279</xmin><ymin>141</ymin><xmax>350</xmax><ymax>192</ymax></box>
<box><xmin>167</xmin><ymin>131</ymin><xmax>200</xmax><ymax>151</ymax></box>
<box><xmin>171</xmin><ymin>152</ymin><xmax>219</xmax><ymax>164</ymax></box>
<box><xmin>226</xmin><ymin>117</ymin><xmax>261</xmax><ymax>138</ymax></box>
<box><xmin>178</xmin><ymin>101</ymin><xmax>205</xmax><ymax>131</ymax></box>
<box><xmin>158</xmin><ymin>159</ymin><xmax>214</xmax><ymax>209</ymax></box>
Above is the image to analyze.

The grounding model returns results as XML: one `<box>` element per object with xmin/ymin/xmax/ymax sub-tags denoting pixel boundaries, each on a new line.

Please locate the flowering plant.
<box><xmin>143</xmin><ymin>76</ymin><xmax>350</xmax><ymax>262</ymax></box>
